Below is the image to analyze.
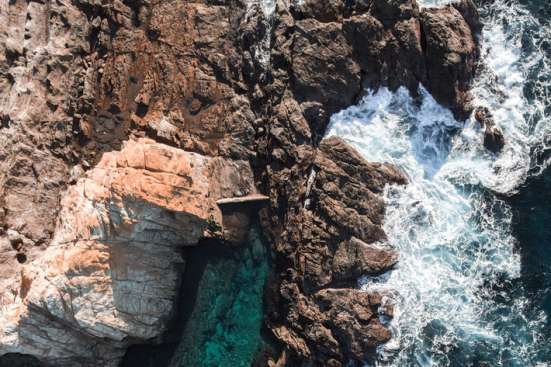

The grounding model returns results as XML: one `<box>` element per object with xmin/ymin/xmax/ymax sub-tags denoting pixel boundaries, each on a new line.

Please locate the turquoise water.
<box><xmin>169</xmin><ymin>225</ymin><xmax>271</xmax><ymax>367</ymax></box>
<box><xmin>120</xmin><ymin>225</ymin><xmax>272</xmax><ymax>367</ymax></box>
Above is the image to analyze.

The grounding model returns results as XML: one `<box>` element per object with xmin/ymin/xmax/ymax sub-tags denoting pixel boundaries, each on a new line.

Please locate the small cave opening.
<box><xmin>15</xmin><ymin>253</ymin><xmax>27</xmax><ymax>264</ymax></box>
<box><xmin>120</xmin><ymin>221</ymin><xmax>277</xmax><ymax>367</ymax></box>
<box><xmin>135</xmin><ymin>102</ymin><xmax>149</xmax><ymax>118</ymax></box>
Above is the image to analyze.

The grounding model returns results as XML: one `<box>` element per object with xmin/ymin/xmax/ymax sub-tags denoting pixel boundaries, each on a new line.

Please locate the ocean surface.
<box><xmin>326</xmin><ymin>0</ymin><xmax>551</xmax><ymax>365</ymax></box>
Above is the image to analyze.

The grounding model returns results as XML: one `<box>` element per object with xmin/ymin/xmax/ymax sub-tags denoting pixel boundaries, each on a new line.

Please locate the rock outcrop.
<box><xmin>288</xmin><ymin>0</ymin><xmax>481</xmax><ymax>121</ymax></box>
<box><xmin>475</xmin><ymin>107</ymin><xmax>505</xmax><ymax>153</ymax></box>
<box><xmin>0</xmin><ymin>139</ymin><xmax>257</xmax><ymax>366</ymax></box>
<box><xmin>0</xmin><ymin>0</ymin><xmax>483</xmax><ymax>366</ymax></box>
<box><xmin>262</xmin><ymin>136</ymin><xmax>407</xmax><ymax>364</ymax></box>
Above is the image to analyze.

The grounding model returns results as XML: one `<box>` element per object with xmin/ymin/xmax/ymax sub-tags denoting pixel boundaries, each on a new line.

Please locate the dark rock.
<box><xmin>475</xmin><ymin>107</ymin><xmax>505</xmax><ymax>153</ymax></box>
<box><xmin>420</xmin><ymin>4</ymin><xmax>479</xmax><ymax>119</ymax></box>
<box><xmin>332</xmin><ymin>237</ymin><xmax>399</xmax><ymax>281</ymax></box>
<box><xmin>263</xmin><ymin>135</ymin><xmax>406</xmax><ymax>364</ymax></box>
<box><xmin>292</xmin><ymin>19</ymin><xmax>361</xmax><ymax>113</ymax></box>
<box><xmin>315</xmin><ymin>288</ymin><xmax>393</xmax><ymax>359</ymax></box>
<box><xmin>453</xmin><ymin>0</ymin><xmax>483</xmax><ymax>34</ymax></box>
<box><xmin>370</xmin><ymin>0</ymin><xmax>419</xmax><ymax>23</ymax></box>
<box><xmin>293</xmin><ymin>0</ymin><xmax>346</xmax><ymax>22</ymax></box>
<box><xmin>278</xmin><ymin>0</ymin><xmax>484</xmax><ymax>126</ymax></box>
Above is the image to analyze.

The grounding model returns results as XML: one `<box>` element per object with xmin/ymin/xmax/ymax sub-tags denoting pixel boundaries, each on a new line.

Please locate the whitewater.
<box><xmin>325</xmin><ymin>0</ymin><xmax>551</xmax><ymax>366</ymax></box>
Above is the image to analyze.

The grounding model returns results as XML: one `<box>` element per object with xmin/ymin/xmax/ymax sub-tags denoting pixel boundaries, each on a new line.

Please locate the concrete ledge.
<box><xmin>216</xmin><ymin>194</ymin><xmax>270</xmax><ymax>206</ymax></box>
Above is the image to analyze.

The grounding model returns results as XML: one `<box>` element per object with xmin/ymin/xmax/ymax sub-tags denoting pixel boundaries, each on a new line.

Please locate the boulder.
<box><xmin>475</xmin><ymin>107</ymin><xmax>505</xmax><ymax>153</ymax></box>
<box><xmin>420</xmin><ymin>3</ymin><xmax>479</xmax><ymax>119</ymax></box>
<box><xmin>332</xmin><ymin>237</ymin><xmax>399</xmax><ymax>281</ymax></box>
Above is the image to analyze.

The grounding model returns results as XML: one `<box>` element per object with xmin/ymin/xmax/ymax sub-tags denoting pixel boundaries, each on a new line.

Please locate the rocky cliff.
<box><xmin>0</xmin><ymin>0</ymin><xmax>481</xmax><ymax>366</ymax></box>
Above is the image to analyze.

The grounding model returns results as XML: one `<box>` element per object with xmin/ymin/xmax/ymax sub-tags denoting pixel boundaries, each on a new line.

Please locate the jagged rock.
<box><xmin>291</xmin><ymin>19</ymin><xmax>361</xmax><ymax>113</ymax></box>
<box><xmin>263</xmin><ymin>136</ymin><xmax>406</xmax><ymax>364</ymax></box>
<box><xmin>284</xmin><ymin>0</ymin><xmax>481</xmax><ymax>120</ymax></box>
<box><xmin>315</xmin><ymin>288</ymin><xmax>393</xmax><ymax>359</ymax></box>
<box><xmin>421</xmin><ymin>1</ymin><xmax>479</xmax><ymax>119</ymax></box>
<box><xmin>332</xmin><ymin>237</ymin><xmax>399</xmax><ymax>282</ymax></box>
<box><xmin>0</xmin><ymin>0</ymin><xmax>483</xmax><ymax>365</ymax></box>
<box><xmin>453</xmin><ymin>0</ymin><xmax>483</xmax><ymax>34</ymax></box>
<box><xmin>475</xmin><ymin>107</ymin><xmax>505</xmax><ymax>153</ymax></box>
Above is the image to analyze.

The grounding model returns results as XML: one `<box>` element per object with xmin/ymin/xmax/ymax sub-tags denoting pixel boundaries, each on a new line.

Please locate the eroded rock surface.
<box><xmin>287</xmin><ymin>0</ymin><xmax>481</xmax><ymax>121</ymax></box>
<box><xmin>262</xmin><ymin>136</ymin><xmax>406</xmax><ymax>364</ymax></box>
<box><xmin>0</xmin><ymin>0</ymin><xmax>483</xmax><ymax>365</ymax></box>
<box><xmin>0</xmin><ymin>139</ymin><xmax>256</xmax><ymax>366</ymax></box>
<box><xmin>475</xmin><ymin>106</ymin><xmax>505</xmax><ymax>153</ymax></box>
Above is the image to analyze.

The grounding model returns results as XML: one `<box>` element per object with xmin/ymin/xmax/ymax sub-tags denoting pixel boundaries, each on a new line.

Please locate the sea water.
<box><xmin>169</xmin><ymin>226</ymin><xmax>271</xmax><ymax>367</ymax></box>
<box><xmin>326</xmin><ymin>0</ymin><xmax>550</xmax><ymax>365</ymax></box>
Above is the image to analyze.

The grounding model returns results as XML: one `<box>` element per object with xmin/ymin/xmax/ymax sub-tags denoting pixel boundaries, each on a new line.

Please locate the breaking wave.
<box><xmin>326</xmin><ymin>0</ymin><xmax>551</xmax><ymax>365</ymax></box>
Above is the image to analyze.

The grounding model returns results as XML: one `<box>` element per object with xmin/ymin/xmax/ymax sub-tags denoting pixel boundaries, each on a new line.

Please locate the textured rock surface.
<box><xmin>289</xmin><ymin>0</ymin><xmax>480</xmax><ymax>120</ymax></box>
<box><xmin>475</xmin><ymin>106</ymin><xmax>505</xmax><ymax>153</ymax></box>
<box><xmin>0</xmin><ymin>0</ymin><xmax>482</xmax><ymax>365</ymax></box>
<box><xmin>0</xmin><ymin>138</ymin><xmax>256</xmax><ymax>366</ymax></box>
<box><xmin>262</xmin><ymin>136</ymin><xmax>407</xmax><ymax>364</ymax></box>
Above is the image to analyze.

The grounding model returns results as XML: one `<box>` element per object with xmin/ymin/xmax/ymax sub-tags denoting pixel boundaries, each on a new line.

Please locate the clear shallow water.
<box><xmin>121</xmin><ymin>226</ymin><xmax>272</xmax><ymax>367</ymax></box>
<box><xmin>326</xmin><ymin>0</ymin><xmax>551</xmax><ymax>365</ymax></box>
<box><xmin>169</xmin><ymin>226</ymin><xmax>271</xmax><ymax>367</ymax></box>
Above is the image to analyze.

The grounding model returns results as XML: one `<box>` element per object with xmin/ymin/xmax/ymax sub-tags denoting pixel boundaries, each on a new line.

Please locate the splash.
<box><xmin>245</xmin><ymin>0</ymin><xmax>276</xmax><ymax>68</ymax></box>
<box><xmin>326</xmin><ymin>0</ymin><xmax>550</xmax><ymax>365</ymax></box>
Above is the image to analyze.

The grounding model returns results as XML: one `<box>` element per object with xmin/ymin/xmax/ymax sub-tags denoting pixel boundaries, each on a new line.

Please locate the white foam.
<box><xmin>247</xmin><ymin>0</ymin><xmax>276</xmax><ymax>17</ymax></box>
<box><xmin>416</xmin><ymin>0</ymin><xmax>455</xmax><ymax>7</ymax></box>
<box><xmin>326</xmin><ymin>1</ymin><xmax>550</xmax><ymax>364</ymax></box>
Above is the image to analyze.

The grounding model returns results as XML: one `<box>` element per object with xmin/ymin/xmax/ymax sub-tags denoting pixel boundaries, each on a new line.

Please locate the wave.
<box><xmin>325</xmin><ymin>0</ymin><xmax>551</xmax><ymax>365</ymax></box>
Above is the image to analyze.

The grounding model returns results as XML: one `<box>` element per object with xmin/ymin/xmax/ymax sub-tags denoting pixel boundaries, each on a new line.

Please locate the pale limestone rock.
<box><xmin>0</xmin><ymin>138</ymin><xmax>256</xmax><ymax>366</ymax></box>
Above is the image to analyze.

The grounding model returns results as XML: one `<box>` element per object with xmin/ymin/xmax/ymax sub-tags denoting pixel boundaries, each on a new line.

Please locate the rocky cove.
<box><xmin>0</xmin><ymin>0</ymin><xmax>549</xmax><ymax>366</ymax></box>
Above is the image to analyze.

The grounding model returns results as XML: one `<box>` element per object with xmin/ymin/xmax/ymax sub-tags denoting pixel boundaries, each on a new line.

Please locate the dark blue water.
<box><xmin>508</xmin><ymin>166</ymin><xmax>551</xmax><ymax>363</ymax></box>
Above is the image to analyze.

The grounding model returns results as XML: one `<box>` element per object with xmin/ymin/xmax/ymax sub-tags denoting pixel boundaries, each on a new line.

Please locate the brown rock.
<box><xmin>292</xmin><ymin>19</ymin><xmax>361</xmax><ymax>113</ymax></box>
<box><xmin>475</xmin><ymin>107</ymin><xmax>505</xmax><ymax>153</ymax></box>
<box><xmin>333</xmin><ymin>237</ymin><xmax>399</xmax><ymax>281</ymax></box>
<box><xmin>315</xmin><ymin>288</ymin><xmax>393</xmax><ymax>359</ymax></box>
<box><xmin>421</xmin><ymin>4</ymin><xmax>479</xmax><ymax>119</ymax></box>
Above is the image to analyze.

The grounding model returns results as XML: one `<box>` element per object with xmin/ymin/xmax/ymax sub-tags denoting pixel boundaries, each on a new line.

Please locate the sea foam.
<box><xmin>326</xmin><ymin>0</ymin><xmax>550</xmax><ymax>365</ymax></box>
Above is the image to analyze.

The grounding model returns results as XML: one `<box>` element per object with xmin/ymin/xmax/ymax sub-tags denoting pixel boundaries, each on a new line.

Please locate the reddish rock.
<box><xmin>0</xmin><ymin>0</ymin><xmax>483</xmax><ymax>365</ymax></box>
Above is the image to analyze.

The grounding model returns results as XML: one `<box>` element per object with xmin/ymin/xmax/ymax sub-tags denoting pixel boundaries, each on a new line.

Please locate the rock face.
<box><xmin>0</xmin><ymin>0</ymin><xmax>483</xmax><ymax>366</ymax></box>
<box><xmin>0</xmin><ymin>138</ymin><xmax>257</xmax><ymax>366</ymax></box>
<box><xmin>262</xmin><ymin>136</ymin><xmax>407</xmax><ymax>364</ymax></box>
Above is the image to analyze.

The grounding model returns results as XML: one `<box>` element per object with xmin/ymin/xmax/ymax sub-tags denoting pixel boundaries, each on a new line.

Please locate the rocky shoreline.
<box><xmin>0</xmin><ymin>0</ymin><xmax>482</xmax><ymax>366</ymax></box>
